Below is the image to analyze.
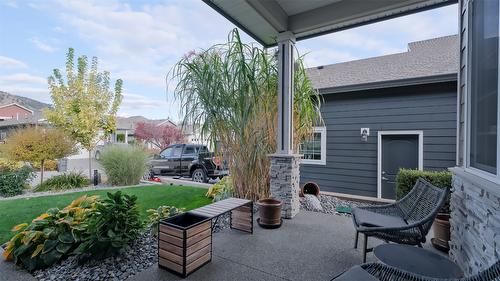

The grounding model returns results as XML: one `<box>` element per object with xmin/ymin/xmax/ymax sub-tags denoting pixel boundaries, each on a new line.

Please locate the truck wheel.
<box><xmin>192</xmin><ymin>168</ymin><xmax>207</xmax><ymax>183</ymax></box>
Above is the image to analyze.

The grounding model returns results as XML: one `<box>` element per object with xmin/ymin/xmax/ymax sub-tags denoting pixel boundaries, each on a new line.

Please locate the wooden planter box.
<box><xmin>158</xmin><ymin>213</ymin><xmax>212</xmax><ymax>277</ymax></box>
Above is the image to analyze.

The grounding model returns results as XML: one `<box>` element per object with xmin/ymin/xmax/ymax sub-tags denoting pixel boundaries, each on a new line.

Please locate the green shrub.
<box><xmin>34</xmin><ymin>173</ymin><xmax>90</xmax><ymax>192</ymax></box>
<box><xmin>98</xmin><ymin>146</ymin><xmax>148</xmax><ymax>186</ymax></box>
<box><xmin>395</xmin><ymin>169</ymin><xmax>452</xmax><ymax>213</ymax></box>
<box><xmin>3</xmin><ymin>195</ymin><xmax>98</xmax><ymax>271</ymax></box>
<box><xmin>75</xmin><ymin>191</ymin><xmax>143</xmax><ymax>261</ymax></box>
<box><xmin>206</xmin><ymin>176</ymin><xmax>233</xmax><ymax>202</ymax></box>
<box><xmin>0</xmin><ymin>166</ymin><xmax>34</xmax><ymax>197</ymax></box>
<box><xmin>31</xmin><ymin>160</ymin><xmax>58</xmax><ymax>171</ymax></box>
<box><xmin>147</xmin><ymin>205</ymin><xmax>184</xmax><ymax>235</ymax></box>
<box><xmin>4</xmin><ymin>192</ymin><xmax>143</xmax><ymax>269</ymax></box>
<box><xmin>0</xmin><ymin>158</ymin><xmax>24</xmax><ymax>172</ymax></box>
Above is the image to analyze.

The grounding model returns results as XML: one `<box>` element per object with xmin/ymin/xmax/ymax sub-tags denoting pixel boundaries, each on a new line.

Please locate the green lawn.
<box><xmin>0</xmin><ymin>185</ymin><xmax>211</xmax><ymax>244</ymax></box>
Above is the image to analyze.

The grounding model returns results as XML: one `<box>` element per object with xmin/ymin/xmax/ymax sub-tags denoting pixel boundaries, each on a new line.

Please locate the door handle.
<box><xmin>382</xmin><ymin>176</ymin><xmax>389</xmax><ymax>181</ymax></box>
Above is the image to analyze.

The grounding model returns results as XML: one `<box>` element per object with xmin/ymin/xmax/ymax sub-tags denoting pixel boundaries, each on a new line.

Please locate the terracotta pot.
<box><xmin>300</xmin><ymin>182</ymin><xmax>320</xmax><ymax>197</ymax></box>
<box><xmin>257</xmin><ymin>198</ymin><xmax>282</xmax><ymax>227</ymax></box>
<box><xmin>432</xmin><ymin>213</ymin><xmax>450</xmax><ymax>250</ymax></box>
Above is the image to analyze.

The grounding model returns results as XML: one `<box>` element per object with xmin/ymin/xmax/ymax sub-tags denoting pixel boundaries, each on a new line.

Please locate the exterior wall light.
<box><xmin>361</xmin><ymin>128</ymin><xmax>370</xmax><ymax>142</ymax></box>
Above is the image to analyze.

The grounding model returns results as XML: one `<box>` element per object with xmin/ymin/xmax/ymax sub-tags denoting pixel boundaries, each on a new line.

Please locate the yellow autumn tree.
<box><xmin>44</xmin><ymin>48</ymin><xmax>123</xmax><ymax>179</ymax></box>
<box><xmin>3</xmin><ymin>127</ymin><xmax>76</xmax><ymax>183</ymax></box>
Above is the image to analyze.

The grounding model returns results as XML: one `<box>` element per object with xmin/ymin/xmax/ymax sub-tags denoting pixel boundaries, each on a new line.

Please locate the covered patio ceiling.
<box><xmin>203</xmin><ymin>0</ymin><xmax>457</xmax><ymax>47</ymax></box>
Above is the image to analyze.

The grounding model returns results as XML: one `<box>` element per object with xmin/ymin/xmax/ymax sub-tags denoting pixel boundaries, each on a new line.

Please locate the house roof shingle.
<box><xmin>306</xmin><ymin>35</ymin><xmax>458</xmax><ymax>92</ymax></box>
<box><xmin>115</xmin><ymin>116</ymin><xmax>175</xmax><ymax>131</ymax></box>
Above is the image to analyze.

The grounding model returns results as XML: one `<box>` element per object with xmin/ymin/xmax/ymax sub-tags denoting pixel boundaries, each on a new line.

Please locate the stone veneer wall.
<box><xmin>269</xmin><ymin>154</ymin><xmax>301</xmax><ymax>219</ymax></box>
<box><xmin>449</xmin><ymin>168</ymin><xmax>500</xmax><ymax>275</ymax></box>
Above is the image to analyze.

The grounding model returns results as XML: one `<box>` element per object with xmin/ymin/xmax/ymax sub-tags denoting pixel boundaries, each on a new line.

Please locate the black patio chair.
<box><xmin>352</xmin><ymin>178</ymin><xmax>448</xmax><ymax>262</ymax></box>
<box><xmin>331</xmin><ymin>261</ymin><xmax>500</xmax><ymax>281</ymax></box>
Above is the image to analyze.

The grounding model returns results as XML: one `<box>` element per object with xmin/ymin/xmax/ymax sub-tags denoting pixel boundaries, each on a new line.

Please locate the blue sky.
<box><xmin>0</xmin><ymin>0</ymin><xmax>458</xmax><ymax>121</ymax></box>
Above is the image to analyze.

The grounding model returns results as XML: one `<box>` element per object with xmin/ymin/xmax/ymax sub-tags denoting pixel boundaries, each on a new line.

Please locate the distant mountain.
<box><xmin>0</xmin><ymin>91</ymin><xmax>51</xmax><ymax>111</ymax></box>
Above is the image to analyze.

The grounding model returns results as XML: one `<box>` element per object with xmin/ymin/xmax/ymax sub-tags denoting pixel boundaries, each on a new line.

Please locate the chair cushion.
<box><xmin>333</xmin><ymin>266</ymin><xmax>379</xmax><ymax>281</ymax></box>
<box><xmin>353</xmin><ymin>208</ymin><xmax>407</xmax><ymax>228</ymax></box>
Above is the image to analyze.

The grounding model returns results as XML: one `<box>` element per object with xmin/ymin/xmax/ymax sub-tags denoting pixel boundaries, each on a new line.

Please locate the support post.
<box><xmin>269</xmin><ymin>32</ymin><xmax>301</xmax><ymax>219</ymax></box>
<box><xmin>276</xmin><ymin>31</ymin><xmax>295</xmax><ymax>154</ymax></box>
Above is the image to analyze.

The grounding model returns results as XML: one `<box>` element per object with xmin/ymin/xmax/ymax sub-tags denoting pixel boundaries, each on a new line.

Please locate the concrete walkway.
<box><xmin>128</xmin><ymin>211</ymin><xmax>384</xmax><ymax>281</ymax></box>
<box><xmin>0</xmin><ymin>248</ymin><xmax>36</xmax><ymax>281</ymax></box>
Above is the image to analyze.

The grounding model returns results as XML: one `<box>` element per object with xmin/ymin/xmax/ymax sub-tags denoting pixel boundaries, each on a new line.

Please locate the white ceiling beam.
<box><xmin>288</xmin><ymin>0</ymin><xmax>444</xmax><ymax>34</ymax></box>
<box><xmin>245</xmin><ymin>0</ymin><xmax>288</xmax><ymax>32</ymax></box>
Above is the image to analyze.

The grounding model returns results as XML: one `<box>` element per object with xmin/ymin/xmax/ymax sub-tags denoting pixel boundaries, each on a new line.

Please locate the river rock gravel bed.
<box><xmin>32</xmin><ymin>231</ymin><xmax>157</xmax><ymax>281</ymax></box>
<box><xmin>300</xmin><ymin>194</ymin><xmax>375</xmax><ymax>216</ymax></box>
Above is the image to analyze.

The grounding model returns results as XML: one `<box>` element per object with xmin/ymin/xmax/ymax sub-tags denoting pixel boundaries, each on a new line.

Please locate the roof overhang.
<box><xmin>203</xmin><ymin>0</ymin><xmax>457</xmax><ymax>47</ymax></box>
<box><xmin>318</xmin><ymin>73</ymin><xmax>458</xmax><ymax>95</ymax></box>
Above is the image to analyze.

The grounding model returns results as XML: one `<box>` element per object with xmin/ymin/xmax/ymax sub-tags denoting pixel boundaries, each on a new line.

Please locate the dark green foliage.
<box><xmin>75</xmin><ymin>191</ymin><xmax>143</xmax><ymax>261</ymax></box>
<box><xmin>116</xmin><ymin>134</ymin><xmax>125</xmax><ymax>143</ymax></box>
<box><xmin>146</xmin><ymin>206</ymin><xmax>183</xmax><ymax>235</ymax></box>
<box><xmin>0</xmin><ymin>166</ymin><xmax>34</xmax><ymax>197</ymax></box>
<box><xmin>3</xmin><ymin>195</ymin><xmax>98</xmax><ymax>271</ymax></box>
<box><xmin>395</xmin><ymin>169</ymin><xmax>452</xmax><ymax>213</ymax></box>
<box><xmin>34</xmin><ymin>173</ymin><xmax>90</xmax><ymax>192</ymax></box>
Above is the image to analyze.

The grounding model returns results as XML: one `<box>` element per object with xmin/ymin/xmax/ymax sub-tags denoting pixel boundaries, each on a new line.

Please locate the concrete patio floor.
<box><xmin>129</xmin><ymin>211</ymin><xmax>386</xmax><ymax>281</ymax></box>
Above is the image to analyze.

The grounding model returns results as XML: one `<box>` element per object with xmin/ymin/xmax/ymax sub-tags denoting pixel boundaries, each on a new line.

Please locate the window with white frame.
<box><xmin>299</xmin><ymin>127</ymin><xmax>326</xmax><ymax>165</ymax></box>
<box><xmin>466</xmin><ymin>0</ymin><xmax>499</xmax><ymax>177</ymax></box>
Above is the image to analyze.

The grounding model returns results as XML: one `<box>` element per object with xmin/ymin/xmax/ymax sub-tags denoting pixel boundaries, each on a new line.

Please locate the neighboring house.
<box><xmin>0</xmin><ymin>91</ymin><xmax>52</xmax><ymax>143</ymax></box>
<box><xmin>0</xmin><ymin>103</ymin><xmax>34</xmax><ymax>120</ymax></box>
<box><xmin>0</xmin><ymin>103</ymin><xmax>48</xmax><ymax>143</ymax></box>
<box><xmin>299</xmin><ymin>35</ymin><xmax>458</xmax><ymax>200</ymax></box>
<box><xmin>110</xmin><ymin>116</ymin><xmax>174</xmax><ymax>146</ymax></box>
<box><xmin>69</xmin><ymin>116</ymin><xmax>175</xmax><ymax>159</ymax></box>
<box><xmin>180</xmin><ymin>123</ymin><xmax>210</xmax><ymax>146</ymax></box>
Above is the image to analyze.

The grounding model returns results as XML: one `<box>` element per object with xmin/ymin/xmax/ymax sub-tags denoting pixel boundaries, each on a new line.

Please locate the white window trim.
<box><xmin>377</xmin><ymin>130</ymin><xmax>423</xmax><ymax>199</ymax></box>
<box><xmin>463</xmin><ymin>0</ymin><xmax>500</xmax><ymax>184</ymax></box>
<box><xmin>301</xmin><ymin>126</ymin><xmax>326</xmax><ymax>165</ymax></box>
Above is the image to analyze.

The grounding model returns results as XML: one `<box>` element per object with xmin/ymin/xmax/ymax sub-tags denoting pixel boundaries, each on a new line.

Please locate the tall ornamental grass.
<box><xmin>171</xmin><ymin>29</ymin><xmax>322</xmax><ymax>200</ymax></box>
<box><xmin>98</xmin><ymin>146</ymin><xmax>148</xmax><ymax>186</ymax></box>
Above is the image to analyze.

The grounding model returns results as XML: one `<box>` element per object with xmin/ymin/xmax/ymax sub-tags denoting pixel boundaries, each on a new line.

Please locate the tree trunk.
<box><xmin>89</xmin><ymin>150</ymin><xmax>92</xmax><ymax>180</ymax></box>
<box><xmin>40</xmin><ymin>159</ymin><xmax>45</xmax><ymax>184</ymax></box>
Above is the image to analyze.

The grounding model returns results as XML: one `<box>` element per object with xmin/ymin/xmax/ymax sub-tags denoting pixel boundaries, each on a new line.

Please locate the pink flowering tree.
<box><xmin>134</xmin><ymin>122</ymin><xmax>185</xmax><ymax>150</ymax></box>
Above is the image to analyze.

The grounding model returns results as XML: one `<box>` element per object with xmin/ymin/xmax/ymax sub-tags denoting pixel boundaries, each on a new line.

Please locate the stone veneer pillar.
<box><xmin>449</xmin><ymin>168</ymin><xmax>500</xmax><ymax>275</ymax></box>
<box><xmin>269</xmin><ymin>154</ymin><xmax>301</xmax><ymax>219</ymax></box>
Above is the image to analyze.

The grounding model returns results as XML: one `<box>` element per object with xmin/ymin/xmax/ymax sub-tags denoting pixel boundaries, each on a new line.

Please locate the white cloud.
<box><xmin>30</xmin><ymin>37</ymin><xmax>58</xmax><ymax>53</ymax></box>
<box><xmin>0</xmin><ymin>73</ymin><xmax>47</xmax><ymax>85</ymax></box>
<box><xmin>0</xmin><ymin>55</ymin><xmax>27</xmax><ymax>69</ymax></box>
<box><xmin>2</xmin><ymin>0</ymin><xmax>18</xmax><ymax>8</ymax></box>
<box><xmin>52</xmin><ymin>0</ymin><xmax>235</xmax><ymax>89</ymax></box>
<box><xmin>121</xmin><ymin>92</ymin><xmax>168</xmax><ymax>110</ymax></box>
<box><xmin>53</xmin><ymin>26</ymin><xmax>64</xmax><ymax>33</ymax></box>
<box><xmin>302</xmin><ymin>48</ymin><xmax>359</xmax><ymax>67</ymax></box>
<box><xmin>298</xmin><ymin>5</ymin><xmax>458</xmax><ymax>65</ymax></box>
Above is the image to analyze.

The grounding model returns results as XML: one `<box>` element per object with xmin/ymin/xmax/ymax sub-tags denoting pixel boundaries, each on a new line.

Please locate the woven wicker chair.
<box><xmin>332</xmin><ymin>261</ymin><xmax>500</xmax><ymax>281</ymax></box>
<box><xmin>352</xmin><ymin>178</ymin><xmax>449</xmax><ymax>262</ymax></box>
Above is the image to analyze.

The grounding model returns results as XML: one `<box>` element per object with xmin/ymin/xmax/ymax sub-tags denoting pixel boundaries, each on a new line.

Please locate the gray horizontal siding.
<box><xmin>300</xmin><ymin>82</ymin><xmax>457</xmax><ymax>197</ymax></box>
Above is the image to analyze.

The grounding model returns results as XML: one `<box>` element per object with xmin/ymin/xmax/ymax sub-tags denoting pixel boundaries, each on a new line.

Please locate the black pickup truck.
<box><xmin>148</xmin><ymin>144</ymin><xmax>228</xmax><ymax>183</ymax></box>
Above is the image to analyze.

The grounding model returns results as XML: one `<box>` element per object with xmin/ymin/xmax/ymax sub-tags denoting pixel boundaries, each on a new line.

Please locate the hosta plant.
<box><xmin>147</xmin><ymin>205</ymin><xmax>184</xmax><ymax>235</ymax></box>
<box><xmin>206</xmin><ymin>176</ymin><xmax>233</xmax><ymax>202</ymax></box>
<box><xmin>2</xmin><ymin>195</ymin><xmax>98</xmax><ymax>271</ymax></box>
<box><xmin>74</xmin><ymin>191</ymin><xmax>143</xmax><ymax>261</ymax></box>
